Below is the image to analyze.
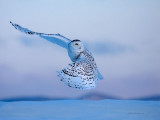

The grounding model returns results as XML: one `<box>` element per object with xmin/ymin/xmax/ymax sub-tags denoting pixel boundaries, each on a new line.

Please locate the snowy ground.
<box><xmin>0</xmin><ymin>100</ymin><xmax>160</xmax><ymax>120</ymax></box>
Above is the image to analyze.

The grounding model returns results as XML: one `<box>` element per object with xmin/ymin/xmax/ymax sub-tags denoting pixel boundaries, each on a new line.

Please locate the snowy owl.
<box><xmin>10</xmin><ymin>21</ymin><xmax>103</xmax><ymax>90</ymax></box>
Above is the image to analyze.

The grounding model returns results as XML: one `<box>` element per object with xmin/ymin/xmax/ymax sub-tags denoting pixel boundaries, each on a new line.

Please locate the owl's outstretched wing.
<box><xmin>58</xmin><ymin>53</ymin><xmax>98</xmax><ymax>90</ymax></box>
<box><xmin>10</xmin><ymin>21</ymin><xmax>71</xmax><ymax>49</ymax></box>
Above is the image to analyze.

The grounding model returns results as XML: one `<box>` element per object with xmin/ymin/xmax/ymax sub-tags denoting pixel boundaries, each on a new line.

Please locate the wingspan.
<box><xmin>10</xmin><ymin>21</ymin><xmax>71</xmax><ymax>49</ymax></box>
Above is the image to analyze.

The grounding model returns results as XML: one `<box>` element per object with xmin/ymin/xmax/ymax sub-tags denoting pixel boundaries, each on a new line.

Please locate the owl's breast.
<box><xmin>68</xmin><ymin>50</ymin><xmax>79</xmax><ymax>62</ymax></box>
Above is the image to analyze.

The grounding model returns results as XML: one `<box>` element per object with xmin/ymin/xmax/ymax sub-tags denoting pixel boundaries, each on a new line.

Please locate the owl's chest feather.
<box><xmin>68</xmin><ymin>49</ymin><xmax>81</xmax><ymax>62</ymax></box>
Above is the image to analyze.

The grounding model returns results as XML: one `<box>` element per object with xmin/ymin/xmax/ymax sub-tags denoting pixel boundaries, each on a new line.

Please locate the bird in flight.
<box><xmin>10</xmin><ymin>21</ymin><xmax>103</xmax><ymax>90</ymax></box>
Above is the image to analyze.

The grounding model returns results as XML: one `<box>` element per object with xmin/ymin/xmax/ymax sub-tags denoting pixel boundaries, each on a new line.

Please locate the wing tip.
<box><xmin>10</xmin><ymin>21</ymin><xmax>17</xmax><ymax>29</ymax></box>
<box><xmin>10</xmin><ymin>21</ymin><xmax>14</xmax><ymax>25</ymax></box>
<box><xmin>10</xmin><ymin>21</ymin><xmax>13</xmax><ymax>25</ymax></box>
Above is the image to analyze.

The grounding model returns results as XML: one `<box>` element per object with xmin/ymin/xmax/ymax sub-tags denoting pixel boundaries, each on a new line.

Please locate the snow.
<box><xmin>0</xmin><ymin>100</ymin><xmax>159</xmax><ymax>120</ymax></box>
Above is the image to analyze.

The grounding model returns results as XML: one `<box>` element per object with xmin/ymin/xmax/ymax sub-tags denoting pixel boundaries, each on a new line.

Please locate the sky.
<box><xmin>0</xmin><ymin>0</ymin><xmax>160</xmax><ymax>99</ymax></box>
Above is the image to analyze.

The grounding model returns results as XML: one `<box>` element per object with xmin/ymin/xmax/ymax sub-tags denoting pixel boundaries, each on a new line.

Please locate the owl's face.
<box><xmin>68</xmin><ymin>40</ymin><xmax>84</xmax><ymax>52</ymax></box>
<box><xmin>68</xmin><ymin>40</ymin><xmax>85</xmax><ymax>62</ymax></box>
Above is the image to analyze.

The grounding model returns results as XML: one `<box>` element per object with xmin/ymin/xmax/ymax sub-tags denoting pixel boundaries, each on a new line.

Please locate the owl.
<box><xmin>10</xmin><ymin>21</ymin><xmax>103</xmax><ymax>90</ymax></box>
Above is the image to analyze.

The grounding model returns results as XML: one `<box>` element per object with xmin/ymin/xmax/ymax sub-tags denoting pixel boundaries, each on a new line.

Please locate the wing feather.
<box><xmin>58</xmin><ymin>59</ymin><xmax>98</xmax><ymax>90</ymax></box>
<box><xmin>10</xmin><ymin>21</ymin><xmax>71</xmax><ymax>49</ymax></box>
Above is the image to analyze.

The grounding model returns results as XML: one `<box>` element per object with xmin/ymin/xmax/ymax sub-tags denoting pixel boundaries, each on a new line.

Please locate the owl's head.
<box><xmin>68</xmin><ymin>39</ymin><xmax>85</xmax><ymax>61</ymax></box>
<box><xmin>68</xmin><ymin>39</ymin><xmax>85</xmax><ymax>52</ymax></box>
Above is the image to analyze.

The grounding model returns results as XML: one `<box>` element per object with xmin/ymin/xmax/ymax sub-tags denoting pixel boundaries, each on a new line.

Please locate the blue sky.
<box><xmin>0</xmin><ymin>0</ymin><xmax>160</xmax><ymax>99</ymax></box>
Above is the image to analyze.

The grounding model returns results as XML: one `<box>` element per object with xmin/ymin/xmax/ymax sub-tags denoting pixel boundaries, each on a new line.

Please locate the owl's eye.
<box><xmin>75</xmin><ymin>43</ymin><xmax>78</xmax><ymax>46</ymax></box>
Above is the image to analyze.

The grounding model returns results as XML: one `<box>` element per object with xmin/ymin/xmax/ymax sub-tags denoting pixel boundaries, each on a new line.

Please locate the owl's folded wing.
<box><xmin>10</xmin><ymin>21</ymin><xmax>71</xmax><ymax>49</ymax></box>
<box><xmin>58</xmin><ymin>60</ymin><xmax>98</xmax><ymax>90</ymax></box>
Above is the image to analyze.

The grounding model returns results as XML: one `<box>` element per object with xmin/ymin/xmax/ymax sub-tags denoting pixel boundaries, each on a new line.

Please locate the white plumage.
<box><xmin>10</xmin><ymin>21</ymin><xmax>103</xmax><ymax>90</ymax></box>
